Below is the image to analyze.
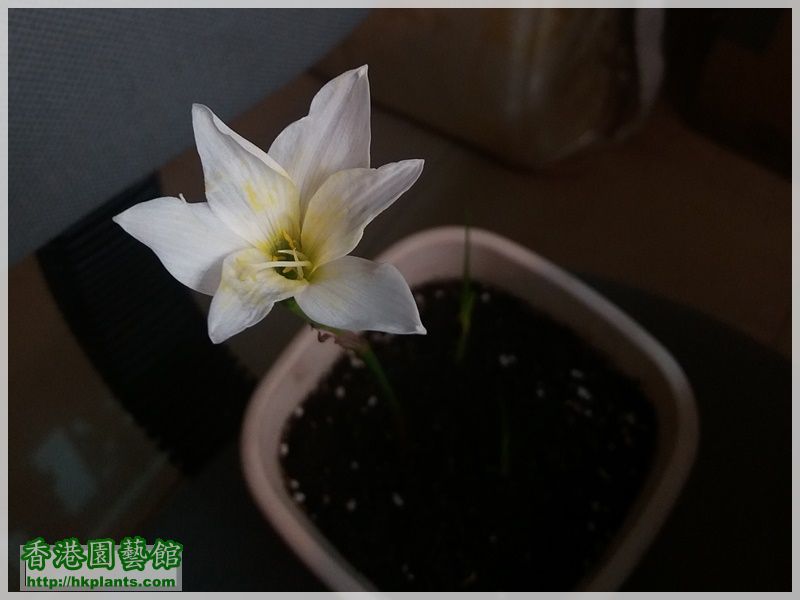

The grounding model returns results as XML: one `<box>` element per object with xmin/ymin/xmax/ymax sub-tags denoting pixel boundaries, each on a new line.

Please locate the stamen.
<box><xmin>282</xmin><ymin>231</ymin><xmax>297</xmax><ymax>250</ymax></box>
<box><xmin>276</xmin><ymin>249</ymin><xmax>310</xmax><ymax>260</ymax></box>
<box><xmin>291</xmin><ymin>247</ymin><xmax>303</xmax><ymax>278</ymax></box>
<box><xmin>276</xmin><ymin>249</ymin><xmax>309</xmax><ymax>279</ymax></box>
<box><xmin>271</xmin><ymin>235</ymin><xmax>311</xmax><ymax>280</ymax></box>
<box><xmin>249</xmin><ymin>259</ymin><xmax>312</xmax><ymax>273</ymax></box>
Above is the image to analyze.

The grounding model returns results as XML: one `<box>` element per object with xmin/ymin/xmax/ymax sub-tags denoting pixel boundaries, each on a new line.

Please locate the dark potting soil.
<box><xmin>280</xmin><ymin>280</ymin><xmax>657</xmax><ymax>591</ymax></box>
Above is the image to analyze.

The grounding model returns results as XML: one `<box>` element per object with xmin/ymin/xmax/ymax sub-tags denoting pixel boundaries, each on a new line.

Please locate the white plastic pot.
<box><xmin>241</xmin><ymin>227</ymin><xmax>698</xmax><ymax>592</ymax></box>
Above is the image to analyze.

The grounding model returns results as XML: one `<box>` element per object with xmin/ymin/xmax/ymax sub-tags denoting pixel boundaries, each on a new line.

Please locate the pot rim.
<box><xmin>241</xmin><ymin>226</ymin><xmax>699</xmax><ymax>592</ymax></box>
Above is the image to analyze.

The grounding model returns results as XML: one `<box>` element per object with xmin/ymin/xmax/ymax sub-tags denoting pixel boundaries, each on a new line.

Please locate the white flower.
<box><xmin>113</xmin><ymin>66</ymin><xmax>425</xmax><ymax>344</ymax></box>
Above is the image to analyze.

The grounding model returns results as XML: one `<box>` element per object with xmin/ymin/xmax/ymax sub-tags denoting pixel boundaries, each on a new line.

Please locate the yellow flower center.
<box><xmin>249</xmin><ymin>231</ymin><xmax>312</xmax><ymax>282</ymax></box>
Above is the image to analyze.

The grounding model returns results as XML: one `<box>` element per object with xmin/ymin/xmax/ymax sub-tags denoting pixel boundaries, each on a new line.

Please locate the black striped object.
<box><xmin>38</xmin><ymin>175</ymin><xmax>256</xmax><ymax>475</ymax></box>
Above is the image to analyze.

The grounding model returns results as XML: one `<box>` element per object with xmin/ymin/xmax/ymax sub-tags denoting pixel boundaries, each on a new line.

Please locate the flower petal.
<box><xmin>197</xmin><ymin>105</ymin><xmax>290</xmax><ymax>179</ymax></box>
<box><xmin>192</xmin><ymin>104</ymin><xmax>300</xmax><ymax>248</ymax></box>
<box><xmin>301</xmin><ymin>160</ymin><xmax>424</xmax><ymax>268</ymax></box>
<box><xmin>113</xmin><ymin>196</ymin><xmax>248</xmax><ymax>295</ymax></box>
<box><xmin>208</xmin><ymin>248</ymin><xmax>307</xmax><ymax>344</ymax></box>
<box><xmin>268</xmin><ymin>65</ymin><xmax>371</xmax><ymax>215</ymax></box>
<box><xmin>295</xmin><ymin>256</ymin><xmax>425</xmax><ymax>335</ymax></box>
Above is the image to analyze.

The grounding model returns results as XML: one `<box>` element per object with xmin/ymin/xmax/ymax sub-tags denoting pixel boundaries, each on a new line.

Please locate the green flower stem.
<box><xmin>454</xmin><ymin>221</ymin><xmax>509</xmax><ymax>476</ymax></box>
<box><xmin>358</xmin><ymin>344</ymin><xmax>406</xmax><ymax>436</ymax></box>
<box><xmin>455</xmin><ymin>223</ymin><xmax>476</xmax><ymax>365</ymax></box>
<box><xmin>455</xmin><ymin>291</ymin><xmax>476</xmax><ymax>364</ymax></box>
<box><xmin>281</xmin><ymin>298</ymin><xmax>406</xmax><ymax>441</ymax></box>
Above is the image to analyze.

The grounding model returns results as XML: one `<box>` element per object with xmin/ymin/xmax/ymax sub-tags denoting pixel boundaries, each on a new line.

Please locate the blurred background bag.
<box><xmin>318</xmin><ymin>8</ymin><xmax>664</xmax><ymax>168</ymax></box>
